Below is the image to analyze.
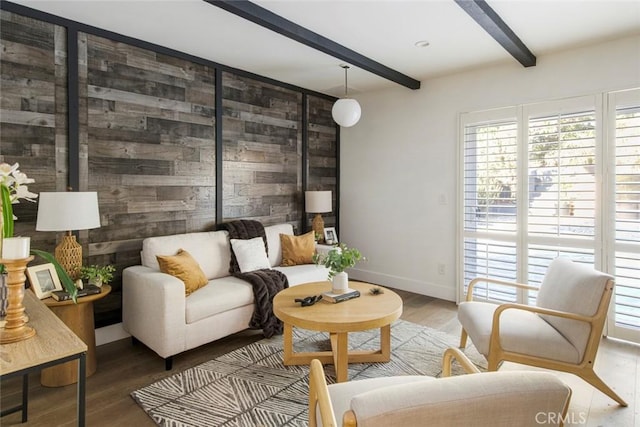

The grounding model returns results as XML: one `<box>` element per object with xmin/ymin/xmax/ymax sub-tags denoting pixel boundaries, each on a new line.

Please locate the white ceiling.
<box><xmin>12</xmin><ymin>0</ymin><xmax>640</xmax><ymax>97</ymax></box>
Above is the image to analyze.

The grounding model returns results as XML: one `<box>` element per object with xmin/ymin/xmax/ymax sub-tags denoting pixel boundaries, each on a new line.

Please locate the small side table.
<box><xmin>40</xmin><ymin>284</ymin><xmax>111</xmax><ymax>387</ymax></box>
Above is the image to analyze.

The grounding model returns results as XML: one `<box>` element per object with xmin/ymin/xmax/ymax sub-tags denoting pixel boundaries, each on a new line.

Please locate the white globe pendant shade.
<box><xmin>332</xmin><ymin>98</ymin><xmax>361</xmax><ymax>127</ymax></box>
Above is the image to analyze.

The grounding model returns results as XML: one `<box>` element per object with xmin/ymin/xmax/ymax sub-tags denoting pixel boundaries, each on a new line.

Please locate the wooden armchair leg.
<box><xmin>580</xmin><ymin>369</ymin><xmax>628</xmax><ymax>407</ymax></box>
<box><xmin>459</xmin><ymin>328</ymin><xmax>468</xmax><ymax>348</ymax></box>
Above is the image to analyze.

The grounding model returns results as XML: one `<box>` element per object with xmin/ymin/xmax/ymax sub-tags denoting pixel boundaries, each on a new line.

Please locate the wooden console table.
<box><xmin>0</xmin><ymin>290</ymin><xmax>87</xmax><ymax>426</ymax></box>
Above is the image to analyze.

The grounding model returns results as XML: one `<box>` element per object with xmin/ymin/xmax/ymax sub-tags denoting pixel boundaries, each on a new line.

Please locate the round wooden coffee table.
<box><xmin>273</xmin><ymin>281</ymin><xmax>402</xmax><ymax>382</ymax></box>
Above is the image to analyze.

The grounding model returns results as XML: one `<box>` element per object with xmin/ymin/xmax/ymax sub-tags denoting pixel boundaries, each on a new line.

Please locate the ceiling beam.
<box><xmin>205</xmin><ymin>0</ymin><xmax>421</xmax><ymax>90</ymax></box>
<box><xmin>455</xmin><ymin>0</ymin><xmax>536</xmax><ymax>67</ymax></box>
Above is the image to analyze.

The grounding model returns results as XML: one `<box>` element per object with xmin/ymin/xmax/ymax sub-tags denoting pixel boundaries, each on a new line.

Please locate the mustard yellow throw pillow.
<box><xmin>157</xmin><ymin>249</ymin><xmax>208</xmax><ymax>296</ymax></box>
<box><xmin>280</xmin><ymin>231</ymin><xmax>316</xmax><ymax>266</ymax></box>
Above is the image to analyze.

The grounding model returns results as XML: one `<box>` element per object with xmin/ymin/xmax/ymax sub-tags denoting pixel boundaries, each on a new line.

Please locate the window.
<box><xmin>460</xmin><ymin>90</ymin><xmax>640</xmax><ymax>343</ymax></box>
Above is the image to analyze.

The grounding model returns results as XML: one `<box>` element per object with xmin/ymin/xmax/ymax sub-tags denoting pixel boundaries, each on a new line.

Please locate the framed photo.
<box><xmin>324</xmin><ymin>227</ymin><xmax>338</xmax><ymax>244</ymax></box>
<box><xmin>27</xmin><ymin>263</ymin><xmax>63</xmax><ymax>299</ymax></box>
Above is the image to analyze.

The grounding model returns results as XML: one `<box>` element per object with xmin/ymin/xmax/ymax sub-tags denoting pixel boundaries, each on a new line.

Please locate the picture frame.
<box><xmin>324</xmin><ymin>227</ymin><xmax>338</xmax><ymax>244</ymax></box>
<box><xmin>26</xmin><ymin>263</ymin><xmax>63</xmax><ymax>299</ymax></box>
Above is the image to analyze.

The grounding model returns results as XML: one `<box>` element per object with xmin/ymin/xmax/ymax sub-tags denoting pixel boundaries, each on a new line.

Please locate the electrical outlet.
<box><xmin>437</xmin><ymin>263</ymin><xmax>445</xmax><ymax>275</ymax></box>
<box><xmin>438</xmin><ymin>193</ymin><xmax>447</xmax><ymax>205</ymax></box>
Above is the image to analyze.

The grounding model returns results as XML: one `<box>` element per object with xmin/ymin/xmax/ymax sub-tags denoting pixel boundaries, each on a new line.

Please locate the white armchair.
<box><xmin>458</xmin><ymin>257</ymin><xmax>627</xmax><ymax>406</ymax></box>
<box><xmin>309</xmin><ymin>347</ymin><xmax>572</xmax><ymax>427</ymax></box>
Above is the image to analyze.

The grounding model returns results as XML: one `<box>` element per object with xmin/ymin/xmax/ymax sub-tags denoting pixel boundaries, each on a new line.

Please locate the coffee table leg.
<box><xmin>330</xmin><ymin>332</ymin><xmax>349</xmax><ymax>383</ymax></box>
<box><xmin>283</xmin><ymin>323</ymin><xmax>293</xmax><ymax>364</ymax></box>
<box><xmin>381</xmin><ymin>324</ymin><xmax>391</xmax><ymax>361</ymax></box>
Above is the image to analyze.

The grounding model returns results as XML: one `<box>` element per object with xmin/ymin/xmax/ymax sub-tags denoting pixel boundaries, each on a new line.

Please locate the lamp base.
<box><xmin>312</xmin><ymin>214</ymin><xmax>325</xmax><ymax>243</ymax></box>
<box><xmin>55</xmin><ymin>234</ymin><xmax>82</xmax><ymax>279</ymax></box>
<box><xmin>0</xmin><ymin>256</ymin><xmax>36</xmax><ymax>344</ymax></box>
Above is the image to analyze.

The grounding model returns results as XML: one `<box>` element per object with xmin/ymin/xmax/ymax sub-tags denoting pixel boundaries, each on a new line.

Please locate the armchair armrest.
<box><xmin>489</xmin><ymin>303</ymin><xmax>597</xmax><ymax>361</ymax></box>
<box><xmin>442</xmin><ymin>347</ymin><xmax>481</xmax><ymax>377</ymax></box>
<box><xmin>466</xmin><ymin>277</ymin><xmax>538</xmax><ymax>302</ymax></box>
<box><xmin>309</xmin><ymin>359</ymin><xmax>337</xmax><ymax>427</ymax></box>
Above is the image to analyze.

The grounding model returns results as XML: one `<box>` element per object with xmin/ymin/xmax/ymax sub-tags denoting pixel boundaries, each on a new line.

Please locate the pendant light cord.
<box><xmin>342</xmin><ymin>65</ymin><xmax>350</xmax><ymax>97</ymax></box>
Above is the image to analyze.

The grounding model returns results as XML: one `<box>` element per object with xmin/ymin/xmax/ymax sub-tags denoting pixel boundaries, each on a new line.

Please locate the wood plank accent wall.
<box><xmin>222</xmin><ymin>72</ymin><xmax>302</xmax><ymax>227</ymax></box>
<box><xmin>0</xmin><ymin>11</ymin><xmax>67</xmax><ymax>252</ymax></box>
<box><xmin>307</xmin><ymin>95</ymin><xmax>338</xmax><ymax>229</ymax></box>
<box><xmin>0</xmin><ymin>8</ymin><xmax>338</xmax><ymax>327</ymax></box>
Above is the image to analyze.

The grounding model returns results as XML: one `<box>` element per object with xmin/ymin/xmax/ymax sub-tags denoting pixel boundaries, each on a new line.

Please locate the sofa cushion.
<box><xmin>535</xmin><ymin>257</ymin><xmax>612</xmax><ymax>362</ymax></box>
<box><xmin>280</xmin><ymin>231</ymin><xmax>316</xmax><ymax>266</ymax></box>
<box><xmin>274</xmin><ymin>264</ymin><xmax>329</xmax><ymax>286</ymax></box>
<box><xmin>265</xmin><ymin>223</ymin><xmax>294</xmax><ymax>267</ymax></box>
<box><xmin>156</xmin><ymin>249</ymin><xmax>208</xmax><ymax>296</ymax></box>
<box><xmin>230</xmin><ymin>237</ymin><xmax>271</xmax><ymax>273</ymax></box>
<box><xmin>185</xmin><ymin>276</ymin><xmax>254</xmax><ymax>324</ymax></box>
<box><xmin>141</xmin><ymin>230</ymin><xmax>231</xmax><ymax>280</ymax></box>
<box><xmin>458</xmin><ymin>301</ymin><xmax>580</xmax><ymax>364</ymax></box>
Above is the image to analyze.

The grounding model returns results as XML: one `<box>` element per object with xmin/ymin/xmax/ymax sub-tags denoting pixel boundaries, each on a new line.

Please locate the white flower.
<box><xmin>1</xmin><ymin>162</ymin><xmax>38</xmax><ymax>223</ymax></box>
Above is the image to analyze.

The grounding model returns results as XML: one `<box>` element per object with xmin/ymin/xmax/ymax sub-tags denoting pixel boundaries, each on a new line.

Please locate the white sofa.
<box><xmin>122</xmin><ymin>223</ymin><xmax>329</xmax><ymax>369</ymax></box>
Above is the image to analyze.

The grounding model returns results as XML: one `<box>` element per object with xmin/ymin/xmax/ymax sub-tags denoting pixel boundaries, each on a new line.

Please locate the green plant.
<box><xmin>312</xmin><ymin>243</ymin><xmax>364</xmax><ymax>280</ymax></box>
<box><xmin>79</xmin><ymin>264</ymin><xmax>115</xmax><ymax>285</ymax></box>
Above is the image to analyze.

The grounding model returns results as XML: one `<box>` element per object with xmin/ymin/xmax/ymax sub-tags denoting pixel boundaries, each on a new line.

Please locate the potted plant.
<box><xmin>313</xmin><ymin>243</ymin><xmax>364</xmax><ymax>293</ymax></box>
<box><xmin>79</xmin><ymin>264</ymin><xmax>115</xmax><ymax>287</ymax></box>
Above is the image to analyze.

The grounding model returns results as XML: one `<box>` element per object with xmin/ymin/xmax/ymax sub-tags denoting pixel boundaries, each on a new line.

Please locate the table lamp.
<box><xmin>305</xmin><ymin>191</ymin><xmax>332</xmax><ymax>242</ymax></box>
<box><xmin>36</xmin><ymin>192</ymin><xmax>101</xmax><ymax>278</ymax></box>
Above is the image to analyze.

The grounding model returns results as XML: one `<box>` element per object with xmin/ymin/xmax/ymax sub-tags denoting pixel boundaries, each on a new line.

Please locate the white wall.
<box><xmin>340</xmin><ymin>35</ymin><xmax>640</xmax><ymax>302</ymax></box>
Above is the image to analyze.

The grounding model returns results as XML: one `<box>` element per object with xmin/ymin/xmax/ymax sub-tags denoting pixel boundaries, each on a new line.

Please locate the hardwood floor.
<box><xmin>1</xmin><ymin>289</ymin><xmax>637</xmax><ymax>426</ymax></box>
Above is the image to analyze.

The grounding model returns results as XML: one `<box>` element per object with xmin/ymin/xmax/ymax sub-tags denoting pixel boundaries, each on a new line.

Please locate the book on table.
<box><xmin>322</xmin><ymin>288</ymin><xmax>361</xmax><ymax>303</ymax></box>
<box><xmin>51</xmin><ymin>284</ymin><xmax>102</xmax><ymax>301</ymax></box>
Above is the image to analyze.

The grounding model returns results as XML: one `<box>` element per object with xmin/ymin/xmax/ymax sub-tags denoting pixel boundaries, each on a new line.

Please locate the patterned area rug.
<box><xmin>131</xmin><ymin>320</ymin><xmax>485</xmax><ymax>427</ymax></box>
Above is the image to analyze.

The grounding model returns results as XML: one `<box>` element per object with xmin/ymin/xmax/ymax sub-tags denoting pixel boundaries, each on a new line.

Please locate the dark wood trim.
<box><xmin>215</xmin><ymin>69</ymin><xmax>223</xmax><ymax>225</ymax></box>
<box><xmin>0</xmin><ymin>1</ymin><xmax>337</xmax><ymax>102</ymax></box>
<box><xmin>66</xmin><ymin>26</ymin><xmax>80</xmax><ymax>192</ymax></box>
<box><xmin>455</xmin><ymin>0</ymin><xmax>536</xmax><ymax>67</ymax></box>
<box><xmin>335</xmin><ymin>125</ymin><xmax>340</xmax><ymax>237</ymax></box>
<box><xmin>207</xmin><ymin>0</ymin><xmax>421</xmax><ymax>90</ymax></box>
<box><xmin>301</xmin><ymin>94</ymin><xmax>309</xmax><ymax>233</ymax></box>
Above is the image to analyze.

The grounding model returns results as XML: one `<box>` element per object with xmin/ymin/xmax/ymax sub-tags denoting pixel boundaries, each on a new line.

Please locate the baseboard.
<box><xmin>96</xmin><ymin>322</ymin><xmax>130</xmax><ymax>346</ymax></box>
<box><xmin>349</xmin><ymin>268</ymin><xmax>456</xmax><ymax>302</ymax></box>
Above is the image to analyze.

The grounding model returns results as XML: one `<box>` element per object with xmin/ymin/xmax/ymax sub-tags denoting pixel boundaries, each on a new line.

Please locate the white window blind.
<box><xmin>612</xmin><ymin>102</ymin><xmax>640</xmax><ymax>334</ymax></box>
<box><xmin>462</xmin><ymin>114</ymin><xmax>519</xmax><ymax>303</ymax></box>
<box><xmin>528</xmin><ymin>111</ymin><xmax>596</xmax><ymax>238</ymax></box>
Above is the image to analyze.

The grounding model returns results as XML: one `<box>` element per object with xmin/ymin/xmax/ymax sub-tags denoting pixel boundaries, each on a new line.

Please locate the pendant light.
<box><xmin>331</xmin><ymin>65</ymin><xmax>361</xmax><ymax>127</ymax></box>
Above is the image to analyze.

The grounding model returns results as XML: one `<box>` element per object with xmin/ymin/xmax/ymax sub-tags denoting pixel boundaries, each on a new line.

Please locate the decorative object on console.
<box><xmin>2</xmin><ymin>237</ymin><xmax>31</xmax><ymax>259</ymax></box>
<box><xmin>313</xmin><ymin>243</ymin><xmax>364</xmax><ymax>294</ymax></box>
<box><xmin>331</xmin><ymin>64</ymin><xmax>361</xmax><ymax>127</ymax></box>
<box><xmin>0</xmin><ymin>256</ymin><xmax>36</xmax><ymax>343</ymax></box>
<box><xmin>35</xmin><ymin>191</ymin><xmax>101</xmax><ymax>279</ymax></box>
<box><xmin>26</xmin><ymin>263</ymin><xmax>63</xmax><ymax>299</ymax></box>
<box><xmin>1</xmin><ymin>162</ymin><xmax>37</xmax><ymax>318</ymax></box>
<box><xmin>305</xmin><ymin>190</ymin><xmax>332</xmax><ymax>243</ymax></box>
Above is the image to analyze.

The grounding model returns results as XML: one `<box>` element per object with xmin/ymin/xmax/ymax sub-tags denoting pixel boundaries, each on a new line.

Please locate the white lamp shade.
<box><xmin>305</xmin><ymin>191</ymin><xmax>332</xmax><ymax>213</ymax></box>
<box><xmin>36</xmin><ymin>192</ymin><xmax>101</xmax><ymax>231</ymax></box>
<box><xmin>332</xmin><ymin>98</ymin><xmax>361</xmax><ymax>127</ymax></box>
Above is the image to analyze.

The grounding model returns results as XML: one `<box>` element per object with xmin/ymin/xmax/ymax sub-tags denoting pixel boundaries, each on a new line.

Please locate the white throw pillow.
<box><xmin>230</xmin><ymin>237</ymin><xmax>271</xmax><ymax>273</ymax></box>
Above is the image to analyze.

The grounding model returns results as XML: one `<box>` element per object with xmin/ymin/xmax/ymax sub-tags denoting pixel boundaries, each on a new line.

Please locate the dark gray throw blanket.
<box><xmin>218</xmin><ymin>220</ymin><xmax>289</xmax><ymax>338</ymax></box>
